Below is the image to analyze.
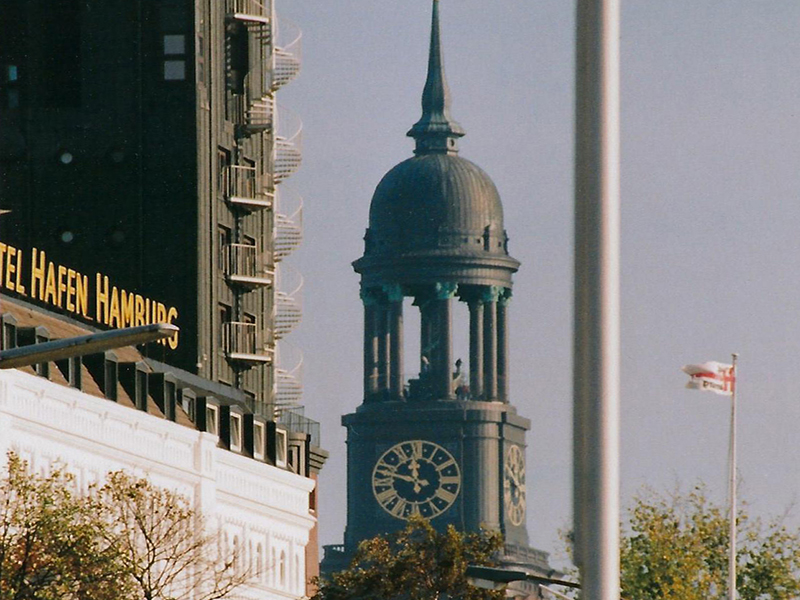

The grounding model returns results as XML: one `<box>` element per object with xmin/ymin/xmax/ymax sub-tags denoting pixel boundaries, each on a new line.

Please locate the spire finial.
<box><xmin>407</xmin><ymin>0</ymin><xmax>465</xmax><ymax>155</ymax></box>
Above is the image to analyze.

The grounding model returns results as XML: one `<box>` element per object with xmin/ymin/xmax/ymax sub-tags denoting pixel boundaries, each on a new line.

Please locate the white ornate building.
<box><xmin>0</xmin><ymin>296</ymin><xmax>325</xmax><ymax>599</ymax></box>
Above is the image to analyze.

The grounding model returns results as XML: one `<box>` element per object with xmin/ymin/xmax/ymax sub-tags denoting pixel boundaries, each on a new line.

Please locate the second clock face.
<box><xmin>504</xmin><ymin>444</ymin><xmax>527</xmax><ymax>526</ymax></box>
<box><xmin>371</xmin><ymin>440</ymin><xmax>462</xmax><ymax>520</ymax></box>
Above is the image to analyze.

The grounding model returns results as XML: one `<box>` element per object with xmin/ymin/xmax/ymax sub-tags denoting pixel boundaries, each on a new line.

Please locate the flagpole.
<box><xmin>728</xmin><ymin>353</ymin><xmax>738</xmax><ymax>600</ymax></box>
<box><xmin>573</xmin><ymin>0</ymin><xmax>621</xmax><ymax>599</ymax></box>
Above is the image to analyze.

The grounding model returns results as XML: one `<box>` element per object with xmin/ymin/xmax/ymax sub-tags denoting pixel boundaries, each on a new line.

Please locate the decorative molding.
<box><xmin>0</xmin><ymin>369</ymin><xmax>316</xmax><ymax>600</ymax></box>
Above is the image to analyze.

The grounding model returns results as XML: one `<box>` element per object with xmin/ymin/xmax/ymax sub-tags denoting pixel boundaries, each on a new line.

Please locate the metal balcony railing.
<box><xmin>227</xmin><ymin>0</ymin><xmax>270</xmax><ymax>24</ymax></box>
<box><xmin>277</xmin><ymin>408</ymin><xmax>320</xmax><ymax>448</ymax></box>
<box><xmin>223</xmin><ymin>165</ymin><xmax>273</xmax><ymax>212</ymax></box>
<box><xmin>225</xmin><ymin>243</ymin><xmax>274</xmax><ymax>289</ymax></box>
<box><xmin>223</xmin><ymin>322</ymin><xmax>273</xmax><ymax>366</ymax></box>
<box><xmin>271</xmin><ymin>19</ymin><xmax>302</xmax><ymax>91</ymax></box>
<box><xmin>274</xmin><ymin>186</ymin><xmax>303</xmax><ymax>261</ymax></box>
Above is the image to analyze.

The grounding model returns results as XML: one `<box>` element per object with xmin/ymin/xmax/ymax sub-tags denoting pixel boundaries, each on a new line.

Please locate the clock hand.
<box><xmin>506</xmin><ymin>468</ymin><xmax>523</xmax><ymax>488</ymax></box>
<box><xmin>384</xmin><ymin>472</ymin><xmax>430</xmax><ymax>487</ymax></box>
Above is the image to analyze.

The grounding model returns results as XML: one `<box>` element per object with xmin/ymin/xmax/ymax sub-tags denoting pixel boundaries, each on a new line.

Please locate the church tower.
<box><xmin>322</xmin><ymin>1</ymin><xmax>554</xmax><ymax>593</ymax></box>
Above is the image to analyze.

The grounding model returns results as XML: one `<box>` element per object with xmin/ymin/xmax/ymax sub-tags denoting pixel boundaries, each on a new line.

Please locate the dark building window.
<box><xmin>218</xmin><ymin>225</ymin><xmax>231</xmax><ymax>267</ymax></box>
<box><xmin>242</xmin><ymin>157</ymin><xmax>256</xmax><ymax>198</ymax></box>
<box><xmin>218</xmin><ymin>148</ymin><xmax>231</xmax><ymax>196</ymax></box>
<box><xmin>39</xmin><ymin>0</ymin><xmax>82</xmax><ymax>107</ymax></box>
<box><xmin>3</xmin><ymin>65</ymin><xmax>19</xmax><ymax>109</ymax></box>
<box><xmin>227</xmin><ymin>24</ymin><xmax>249</xmax><ymax>94</ymax></box>
<box><xmin>0</xmin><ymin>0</ymin><xmax>24</xmax><ymax>110</ymax></box>
<box><xmin>219</xmin><ymin>303</ymin><xmax>232</xmax><ymax>347</ymax></box>
<box><xmin>163</xmin><ymin>34</ymin><xmax>186</xmax><ymax>81</ymax></box>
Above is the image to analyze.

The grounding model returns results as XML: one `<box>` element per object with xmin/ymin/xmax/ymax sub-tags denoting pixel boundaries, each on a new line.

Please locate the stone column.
<box><xmin>385</xmin><ymin>284</ymin><xmax>404</xmax><ymax>399</ymax></box>
<box><xmin>434</xmin><ymin>282</ymin><xmax>457</xmax><ymax>400</ymax></box>
<box><xmin>376</xmin><ymin>304</ymin><xmax>389</xmax><ymax>394</ymax></box>
<box><xmin>497</xmin><ymin>290</ymin><xmax>510</xmax><ymax>402</ymax></box>
<box><xmin>361</xmin><ymin>289</ymin><xmax>379</xmax><ymax>400</ymax></box>
<box><xmin>420</xmin><ymin>300</ymin><xmax>432</xmax><ymax>375</ymax></box>
<box><xmin>438</xmin><ymin>296</ymin><xmax>453</xmax><ymax>399</ymax></box>
<box><xmin>482</xmin><ymin>286</ymin><xmax>501</xmax><ymax>400</ymax></box>
<box><xmin>468</xmin><ymin>300</ymin><xmax>484</xmax><ymax>399</ymax></box>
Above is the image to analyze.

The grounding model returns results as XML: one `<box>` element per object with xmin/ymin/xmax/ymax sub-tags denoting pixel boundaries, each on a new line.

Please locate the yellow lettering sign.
<box><xmin>2</xmin><ymin>241</ymin><xmax>178</xmax><ymax>348</ymax></box>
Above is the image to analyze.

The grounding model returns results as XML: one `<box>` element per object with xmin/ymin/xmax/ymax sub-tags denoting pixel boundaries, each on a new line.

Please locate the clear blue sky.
<box><xmin>278</xmin><ymin>0</ymin><xmax>800</xmax><ymax>564</ymax></box>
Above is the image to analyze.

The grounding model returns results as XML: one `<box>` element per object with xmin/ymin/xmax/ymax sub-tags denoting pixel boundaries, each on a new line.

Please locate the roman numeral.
<box><xmin>392</xmin><ymin>445</ymin><xmax>409</xmax><ymax>462</ymax></box>
<box><xmin>376</xmin><ymin>488</ymin><xmax>397</xmax><ymax>503</ymax></box>
<box><xmin>390</xmin><ymin>499</ymin><xmax>408</xmax><ymax>517</ymax></box>
<box><xmin>435</xmin><ymin>488</ymin><xmax>456</xmax><ymax>504</ymax></box>
<box><xmin>436</xmin><ymin>457</ymin><xmax>456</xmax><ymax>472</ymax></box>
<box><xmin>410</xmin><ymin>440</ymin><xmax>424</xmax><ymax>460</ymax></box>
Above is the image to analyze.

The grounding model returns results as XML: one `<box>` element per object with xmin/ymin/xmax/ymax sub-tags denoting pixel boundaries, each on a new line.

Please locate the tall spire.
<box><xmin>407</xmin><ymin>0</ymin><xmax>465</xmax><ymax>155</ymax></box>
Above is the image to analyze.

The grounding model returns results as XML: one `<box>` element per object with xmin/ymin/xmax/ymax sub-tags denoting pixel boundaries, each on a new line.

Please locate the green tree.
<box><xmin>0</xmin><ymin>452</ymin><xmax>125</xmax><ymax>600</ymax></box>
<box><xmin>620</xmin><ymin>486</ymin><xmax>800</xmax><ymax>600</ymax></box>
<box><xmin>96</xmin><ymin>471</ymin><xmax>252</xmax><ymax>600</ymax></box>
<box><xmin>0</xmin><ymin>453</ymin><xmax>255</xmax><ymax>600</ymax></box>
<box><xmin>312</xmin><ymin>516</ymin><xmax>505</xmax><ymax>600</ymax></box>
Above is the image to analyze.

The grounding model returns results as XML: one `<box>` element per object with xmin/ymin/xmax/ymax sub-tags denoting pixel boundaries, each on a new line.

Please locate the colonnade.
<box><xmin>362</xmin><ymin>283</ymin><xmax>510</xmax><ymax>403</ymax></box>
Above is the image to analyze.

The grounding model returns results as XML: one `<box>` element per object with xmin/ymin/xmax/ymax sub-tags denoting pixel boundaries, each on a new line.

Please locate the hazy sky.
<box><xmin>277</xmin><ymin>0</ymin><xmax>800</xmax><ymax>565</ymax></box>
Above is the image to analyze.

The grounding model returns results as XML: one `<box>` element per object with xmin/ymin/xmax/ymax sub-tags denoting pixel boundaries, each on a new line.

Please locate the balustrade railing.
<box><xmin>223</xmin><ymin>165</ymin><xmax>273</xmax><ymax>211</ymax></box>
<box><xmin>225</xmin><ymin>244</ymin><xmax>273</xmax><ymax>288</ymax></box>
<box><xmin>227</xmin><ymin>0</ymin><xmax>270</xmax><ymax>23</ymax></box>
<box><xmin>223</xmin><ymin>321</ymin><xmax>272</xmax><ymax>364</ymax></box>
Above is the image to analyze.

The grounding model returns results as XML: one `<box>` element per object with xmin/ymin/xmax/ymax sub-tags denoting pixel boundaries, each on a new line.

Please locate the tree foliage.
<box><xmin>0</xmin><ymin>452</ymin><xmax>252</xmax><ymax>600</ymax></box>
<box><xmin>0</xmin><ymin>453</ymin><xmax>125</xmax><ymax>600</ymax></box>
<box><xmin>313</xmin><ymin>516</ymin><xmax>505</xmax><ymax>600</ymax></box>
<box><xmin>620</xmin><ymin>486</ymin><xmax>800</xmax><ymax>600</ymax></box>
<box><xmin>97</xmin><ymin>472</ymin><xmax>251</xmax><ymax>600</ymax></box>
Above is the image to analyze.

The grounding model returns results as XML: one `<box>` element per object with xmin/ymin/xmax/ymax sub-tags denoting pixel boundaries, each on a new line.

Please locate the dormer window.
<box><xmin>275</xmin><ymin>428</ymin><xmax>287</xmax><ymax>468</ymax></box>
<box><xmin>206</xmin><ymin>404</ymin><xmax>219</xmax><ymax>436</ymax></box>
<box><xmin>253</xmin><ymin>421</ymin><xmax>266</xmax><ymax>460</ymax></box>
<box><xmin>230</xmin><ymin>413</ymin><xmax>242</xmax><ymax>452</ymax></box>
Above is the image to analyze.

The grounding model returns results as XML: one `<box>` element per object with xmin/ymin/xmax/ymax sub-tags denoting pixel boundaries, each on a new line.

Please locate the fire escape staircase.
<box><xmin>271</xmin><ymin>19</ymin><xmax>302</xmax><ymax>91</ymax></box>
<box><xmin>274</xmin><ymin>187</ymin><xmax>303</xmax><ymax>261</ymax></box>
<box><xmin>274</xmin><ymin>265</ymin><xmax>302</xmax><ymax>340</ymax></box>
<box><xmin>275</xmin><ymin>342</ymin><xmax>303</xmax><ymax>408</ymax></box>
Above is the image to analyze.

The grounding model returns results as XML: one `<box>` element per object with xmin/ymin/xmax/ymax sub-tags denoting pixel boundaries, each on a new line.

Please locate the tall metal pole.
<box><xmin>573</xmin><ymin>0</ymin><xmax>620</xmax><ymax>598</ymax></box>
<box><xmin>728</xmin><ymin>353</ymin><xmax>738</xmax><ymax>600</ymax></box>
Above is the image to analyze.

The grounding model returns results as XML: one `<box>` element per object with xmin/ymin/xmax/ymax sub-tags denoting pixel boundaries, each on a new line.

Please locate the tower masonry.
<box><xmin>322</xmin><ymin>1</ymin><xmax>554</xmax><ymax>595</ymax></box>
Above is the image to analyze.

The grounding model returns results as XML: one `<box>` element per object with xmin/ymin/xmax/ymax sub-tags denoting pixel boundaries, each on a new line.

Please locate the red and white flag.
<box><xmin>682</xmin><ymin>361</ymin><xmax>735</xmax><ymax>396</ymax></box>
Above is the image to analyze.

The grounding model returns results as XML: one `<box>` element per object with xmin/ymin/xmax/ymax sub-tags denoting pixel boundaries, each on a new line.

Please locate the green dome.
<box><xmin>366</xmin><ymin>153</ymin><xmax>506</xmax><ymax>256</ymax></box>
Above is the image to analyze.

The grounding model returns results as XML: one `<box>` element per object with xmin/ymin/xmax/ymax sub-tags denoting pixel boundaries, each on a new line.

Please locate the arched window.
<box><xmin>233</xmin><ymin>536</ymin><xmax>240</xmax><ymax>575</ymax></box>
<box><xmin>280</xmin><ymin>550</ymin><xmax>286</xmax><ymax>588</ymax></box>
<box><xmin>295</xmin><ymin>554</ymin><xmax>301</xmax><ymax>592</ymax></box>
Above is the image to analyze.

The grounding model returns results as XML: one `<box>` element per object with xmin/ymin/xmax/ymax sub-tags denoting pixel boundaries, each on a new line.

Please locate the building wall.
<box><xmin>0</xmin><ymin>0</ymin><xmax>301</xmax><ymax>411</ymax></box>
<box><xmin>0</xmin><ymin>367</ymin><xmax>316</xmax><ymax>599</ymax></box>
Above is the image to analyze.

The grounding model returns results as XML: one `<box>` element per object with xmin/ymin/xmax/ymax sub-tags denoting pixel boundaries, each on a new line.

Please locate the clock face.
<box><xmin>504</xmin><ymin>444</ymin><xmax>526</xmax><ymax>526</ymax></box>
<box><xmin>372</xmin><ymin>440</ymin><xmax>461</xmax><ymax>520</ymax></box>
